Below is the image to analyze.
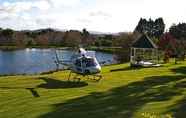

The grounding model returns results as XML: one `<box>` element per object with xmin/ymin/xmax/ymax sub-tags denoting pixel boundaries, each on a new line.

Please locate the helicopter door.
<box><xmin>74</xmin><ymin>58</ymin><xmax>84</xmax><ymax>73</ymax></box>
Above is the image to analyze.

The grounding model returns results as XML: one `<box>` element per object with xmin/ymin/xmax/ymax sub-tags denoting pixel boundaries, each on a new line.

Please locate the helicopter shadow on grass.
<box><xmin>26</xmin><ymin>88</ymin><xmax>40</xmax><ymax>97</ymax></box>
<box><xmin>37</xmin><ymin>77</ymin><xmax>88</xmax><ymax>89</ymax></box>
<box><xmin>0</xmin><ymin>77</ymin><xmax>88</xmax><ymax>98</ymax></box>
<box><xmin>38</xmin><ymin>75</ymin><xmax>186</xmax><ymax>118</ymax></box>
<box><xmin>0</xmin><ymin>86</ymin><xmax>41</xmax><ymax>98</ymax></box>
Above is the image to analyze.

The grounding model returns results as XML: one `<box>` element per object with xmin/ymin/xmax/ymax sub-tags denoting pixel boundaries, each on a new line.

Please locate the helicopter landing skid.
<box><xmin>67</xmin><ymin>71</ymin><xmax>102</xmax><ymax>82</ymax></box>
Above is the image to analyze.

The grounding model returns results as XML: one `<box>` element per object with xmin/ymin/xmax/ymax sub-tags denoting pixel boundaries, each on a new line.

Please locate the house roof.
<box><xmin>132</xmin><ymin>34</ymin><xmax>157</xmax><ymax>49</ymax></box>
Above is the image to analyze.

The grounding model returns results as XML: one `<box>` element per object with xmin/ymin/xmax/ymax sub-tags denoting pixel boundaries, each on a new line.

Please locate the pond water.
<box><xmin>0</xmin><ymin>48</ymin><xmax>116</xmax><ymax>75</ymax></box>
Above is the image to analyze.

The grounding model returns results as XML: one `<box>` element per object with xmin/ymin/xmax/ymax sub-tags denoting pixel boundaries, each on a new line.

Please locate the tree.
<box><xmin>134</xmin><ymin>18</ymin><xmax>165</xmax><ymax>39</ymax></box>
<box><xmin>169</xmin><ymin>23</ymin><xmax>186</xmax><ymax>60</ymax></box>
<box><xmin>63</xmin><ymin>30</ymin><xmax>82</xmax><ymax>47</ymax></box>
<box><xmin>158</xmin><ymin>33</ymin><xmax>177</xmax><ymax>52</ymax></box>
<box><xmin>154</xmin><ymin>18</ymin><xmax>165</xmax><ymax>38</ymax></box>
<box><xmin>35</xmin><ymin>34</ymin><xmax>49</xmax><ymax>46</ymax></box>
<box><xmin>2</xmin><ymin>29</ymin><xmax>13</xmax><ymax>37</ymax></box>
<box><xmin>81</xmin><ymin>28</ymin><xmax>91</xmax><ymax>46</ymax></box>
<box><xmin>0</xmin><ymin>28</ymin><xmax>14</xmax><ymax>45</ymax></box>
<box><xmin>13</xmin><ymin>32</ymin><xmax>27</xmax><ymax>47</ymax></box>
<box><xmin>169</xmin><ymin>23</ymin><xmax>186</xmax><ymax>39</ymax></box>
<box><xmin>113</xmin><ymin>32</ymin><xmax>139</xmax><ymax>62</ymax></box>
<box><xmin>158</xmin><ymin>33</ymin><xmax>178</xmax><ymax>63</ymax></box>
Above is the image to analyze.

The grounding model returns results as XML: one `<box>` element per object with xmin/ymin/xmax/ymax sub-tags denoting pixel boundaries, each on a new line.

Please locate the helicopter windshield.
<box><xmin>85</xmin><ymin>58</ymin><xmax>97</xmax><ymax>67</ymax></box>
<box><xmin>75</xmin><ymin>57</ymin><xmax>97</xmax><ymax>67</ymax></box>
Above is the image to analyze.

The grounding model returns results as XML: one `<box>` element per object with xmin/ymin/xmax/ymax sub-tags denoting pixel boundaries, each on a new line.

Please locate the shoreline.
<box><xmin>0</xmin><ymin>63</ymin><xmax>120</xmax><ymax>77</ymax></box>
<box><xmin>0</xmin><ymin>46</ymin><xmax>72</xmax><ymax>50</ymax></box>
<box><xmin>0</xmin><ymin>69</ymin><xmax>64</xmax><ymax>77</ymax></box>
<box><xmin>0</xmin><ymin>46</ymin><xmax>121</xmax><ymax>54</ymax></box>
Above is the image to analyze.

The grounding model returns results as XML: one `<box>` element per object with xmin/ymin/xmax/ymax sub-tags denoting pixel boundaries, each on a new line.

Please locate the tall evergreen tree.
<box><xmin>134</xmin><ymin>17</ymin><xmax>165</xmax><ymax>39</ymax></box>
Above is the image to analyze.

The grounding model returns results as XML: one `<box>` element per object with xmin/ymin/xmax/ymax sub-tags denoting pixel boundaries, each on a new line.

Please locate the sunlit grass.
<box><xmin>0</xmin><ymin>61</ymin><xmax>186</xmax><ymax>118</ymax></box>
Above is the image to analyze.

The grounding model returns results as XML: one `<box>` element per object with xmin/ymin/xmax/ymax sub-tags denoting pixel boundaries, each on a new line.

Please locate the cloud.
<box><xmin>0</xmin><ymin>0</ymin><xmax>51</xmax><ymax>14</ymax></box>
<box><xmin>0</xmin><ymin>0</ymin><xmax>186</xmax><ymax>32</ymax></box>
<box><xmin>49</xmin><ymin>0</ymin><xmax>81</xmax><ymax>7</ymax></box>
<box><xmin>77</xmin><ymin>18</ymin><xmax>92</xmax><ymax>23</ymax></box>
<box><xmin>89</xmin><ymin>11</ymin><xmax>112</xmax><ymax>19</ymax></box>
<box><xmin>0</xmin><ymin>0</ymin><xmax>53</xmax><ymax>30</ymax></box>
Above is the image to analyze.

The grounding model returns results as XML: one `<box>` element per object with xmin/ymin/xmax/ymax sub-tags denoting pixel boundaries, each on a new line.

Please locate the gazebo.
<box><xmin>130</xmin><ymin>34</ymin><xmax>159</xmax><ymax>67</ymax></box>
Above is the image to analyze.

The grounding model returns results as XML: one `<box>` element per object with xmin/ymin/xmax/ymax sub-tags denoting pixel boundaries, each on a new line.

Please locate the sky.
<box><xmin>0</xmin><ymin>0</ymin><xmax>185</xmax><ymax>33</ymax></box>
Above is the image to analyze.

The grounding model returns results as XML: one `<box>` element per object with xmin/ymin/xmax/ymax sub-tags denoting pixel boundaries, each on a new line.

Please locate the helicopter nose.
<box><xmin>96</xmin><ymin>65</ymin><xmax>101</xmax><ymax>72</ymax></box>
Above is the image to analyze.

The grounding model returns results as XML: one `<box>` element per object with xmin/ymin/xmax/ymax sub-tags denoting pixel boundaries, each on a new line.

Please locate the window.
<box><xmin>86</xmin><ymin>58</ymin><xmax>96</xmax><ymax>67</ymax></box>
<box><xmin>75</xmin><ymin>59</ymin><xmax>81</xmax><ymax>67</ymax></box>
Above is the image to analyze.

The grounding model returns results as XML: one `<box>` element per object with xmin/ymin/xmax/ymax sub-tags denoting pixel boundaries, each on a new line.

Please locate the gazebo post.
<box><xmin>156</xmin><ymin>49</ymin><xmax>159</xmax><ymax>63</ymax></box>
<box><xmin>131</xmin><ymin>48</ymin><xmax>132</xmax><ymax>61</ymax></box>
<box><xmin>133</xmin><ymin>48</ymin><xmax>136</xmax><ymax>63</ymax></box>
<box><xmin>130</xmin><ymin>47</ymin><xmax>135</xmax><ymax>65</ymax></box>
<box><xmin>143</xmin><ymin>48</ymin><xmax>145</xmax><ymax>60</ymax></box>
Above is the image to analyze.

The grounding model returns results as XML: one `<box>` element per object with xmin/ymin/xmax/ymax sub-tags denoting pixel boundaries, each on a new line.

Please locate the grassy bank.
<box><xmin>0</xmin><ymin>62</ymin><xmax>186</xmax><ymax>118</ymax></box>
<box><xmin>0</xmin><ymin>46</ymin><xmax>120</xmax><ymax>53</ymax></box>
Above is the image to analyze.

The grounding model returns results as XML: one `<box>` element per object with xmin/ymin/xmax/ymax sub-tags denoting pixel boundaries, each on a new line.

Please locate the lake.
<box><xmin>0</xmin><ymin>48</ymin><xmax>116</xmax><ymax>75</ymax></box>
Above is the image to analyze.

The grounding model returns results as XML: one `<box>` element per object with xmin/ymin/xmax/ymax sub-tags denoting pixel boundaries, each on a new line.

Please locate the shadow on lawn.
<box><xmin>26</xmin><ymin>88</ymin><xmax>40</xmax><ymax>97</ymax></box>
<box><xmin>171</xmin><ymin>66</ymin><xmax>186</xmax><ymax>75</ymax></box>
<box><xmin>168</xmin><ymin>97</ymin><xmax>186</xmax><ymax>117</ymax></box>
<box><xmin>0</xmin><ymin>77</ymin><xmax>88</xmax><ymax>97</ymax></box>
<box><xmin>37</xmin><ymin>77</ymin><xmax>88</xmax><ymax>89</ymax></box>
<box><xmin>39</xmin><ymin>75</ymin><xmax>186</xmax><ymax>118</ymax></box>
<box><xmin>0</xmin><ymin>87</ymin><xmax>40</xmax><ymax>98</ymax></box>
<box><xmin>110</xmin><ymin>66</ymin><xmax>140</xmax><ymax>72</ymax></box>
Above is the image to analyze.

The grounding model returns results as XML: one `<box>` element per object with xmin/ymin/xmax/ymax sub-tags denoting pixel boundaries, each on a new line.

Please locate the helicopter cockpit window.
<box><xmin>75</xmin><ymin>58</ymin><xmax>97</xmax><ymax>67</ymax></box>
<box><xmin>75</xmin><ymin>59</ymin><xmax>81</xmax><ymax>67</ymax></box>
<box><xmin>86</xmin><ymin>58</ymin><xmax>97</xmax><ymax>67</ymax></box>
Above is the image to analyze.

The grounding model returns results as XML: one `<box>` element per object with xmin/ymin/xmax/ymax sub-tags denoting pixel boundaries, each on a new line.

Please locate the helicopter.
<box><xmin>54</xmin><ymin>48</ymin><xmax>102</xmax><ymax>82</ymax></box>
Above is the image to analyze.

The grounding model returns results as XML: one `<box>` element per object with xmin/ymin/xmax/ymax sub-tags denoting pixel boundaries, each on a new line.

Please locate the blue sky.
<box><xmin>0</xmin><ymin>0</ymin><xmax>186</xmax><ymax>32</ymax></box>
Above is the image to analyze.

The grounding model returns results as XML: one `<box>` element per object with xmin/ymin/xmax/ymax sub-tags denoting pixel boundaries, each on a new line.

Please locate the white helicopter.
<box><xmin>54</xmin><ymin>48</ymin><xmax>102</xmax><ymax>81</ymax></box>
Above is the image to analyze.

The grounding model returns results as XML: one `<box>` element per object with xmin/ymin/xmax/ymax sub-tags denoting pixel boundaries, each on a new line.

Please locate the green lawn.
<box><xmin>0</xmin><ymin>62</ymin><xmax>186</xmax><ymax>118</ymax></box>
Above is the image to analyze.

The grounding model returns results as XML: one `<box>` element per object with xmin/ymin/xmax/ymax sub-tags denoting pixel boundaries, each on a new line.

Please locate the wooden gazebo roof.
<box><xmin>132</xmin><ymin>34</ymin><xmax>157</xmax><ymax>49</ymax></box>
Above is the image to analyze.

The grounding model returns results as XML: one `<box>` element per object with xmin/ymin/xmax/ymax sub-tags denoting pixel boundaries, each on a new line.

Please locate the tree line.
<box><xmin>0</xmin><ymin>28</ymin><xmax>116</xmax><ymax>48</ymax></box>
<box><xmin>1</xmin><ymin>17</ymin><xmax>186</xmax><ymax>62</ymax></box>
